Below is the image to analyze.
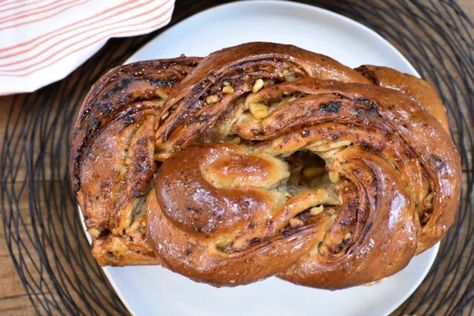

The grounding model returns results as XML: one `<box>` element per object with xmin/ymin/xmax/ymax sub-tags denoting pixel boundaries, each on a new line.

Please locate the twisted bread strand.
<box><xmin>71</xmin><ymin>42</ymin><xmax>461</xmax><ymax>288</ymax></box>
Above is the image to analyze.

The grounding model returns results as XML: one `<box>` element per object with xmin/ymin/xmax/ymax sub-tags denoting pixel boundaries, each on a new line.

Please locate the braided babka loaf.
<box><xmin>70</xmin><ymin>42</ymin><xmax>461</xmax><ymax>289</ymax></box>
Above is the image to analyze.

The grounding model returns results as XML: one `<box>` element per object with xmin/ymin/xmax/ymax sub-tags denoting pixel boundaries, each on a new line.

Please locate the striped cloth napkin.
<box><xmin>0</xmin><ymin>0</ymin><xmax>175</xmax><ymax>95</ymax></box>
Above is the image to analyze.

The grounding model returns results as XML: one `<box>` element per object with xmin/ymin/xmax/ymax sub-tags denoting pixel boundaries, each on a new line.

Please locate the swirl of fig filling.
<box><xmin>71</xmin><ymin>42</ymin><xmax>461</xmax><ymax>288</ymax></box>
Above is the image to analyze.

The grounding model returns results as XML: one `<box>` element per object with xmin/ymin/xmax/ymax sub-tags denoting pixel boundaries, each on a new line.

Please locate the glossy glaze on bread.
<box><xmin>70</xmin><ymin>42</ymin><xmax>461</xmax><ymax>289</ymax></box>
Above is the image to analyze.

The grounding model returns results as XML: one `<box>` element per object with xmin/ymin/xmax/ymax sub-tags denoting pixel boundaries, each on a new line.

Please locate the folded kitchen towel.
<box><xmin>0</xmin><ymin>0</ymin><xmax>175</xmax><ymax>95</ymax></box>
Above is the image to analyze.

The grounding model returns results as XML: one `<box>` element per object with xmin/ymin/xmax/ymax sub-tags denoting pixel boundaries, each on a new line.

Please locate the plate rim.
<box><xmin>126</xmin><ymin>0</ymin><xmax>420</xmax><ymax>79</ymax></box>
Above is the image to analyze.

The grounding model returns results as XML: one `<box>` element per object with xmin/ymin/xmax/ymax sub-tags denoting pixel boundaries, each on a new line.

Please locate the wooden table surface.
<box><xmin>1</xmin><ymin>1</ymin><xmax>472</xmax><ymax>315</ymax></box>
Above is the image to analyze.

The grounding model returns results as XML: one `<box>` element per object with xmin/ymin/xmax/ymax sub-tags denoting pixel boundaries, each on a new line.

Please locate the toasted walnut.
<box><xmin>109</xmin><ymin>237</ymin><xmax>128</xmax><ymax>254</ymax></box>
<box><xmin>222</xmin><ymin>85</ymin><xmax>234</xmax><ymax>94</ymax></box>
<box><xmin>310</xmin><ymin>205</ymin><xmax>325</xmax><ymax>215</ymax></box>
<box><xmin>329</xmin><ymin>171</ymin><xmax>340</xmax><ymax>183</ymax></box>
<box><xmin>206</xmin><ymin>95</ymin><xmax>220</xmax><ymax>104</ymax></box>
<box><xmin>89</xmin><ymin>228</ymin><xmax>100</xmax><ymax>239</ymax></box>
<box><xmin>252</xmin><ymin>79</ymin><xmax>264</xmax><ymax>93</ymax></box>
<box><xmin>228</xmin><ymin>137</ymin><xmax>241</xmax><ymax>144</ymax></box>
<box><xmin>249</xmin><ymin>102</ymin><xmax>269</xmax><ymax>119</ymax></box>
<box><xmin>161</xmin><ymin>111</ymin><xmax>170</xmax><ymax>120</ymax></box>
<box><xmin>303</xmin><ymin>167</ymin><xmax>326</xmax><ymax>178</ymax></box>
<box><xmin>290</xmin><ymin>218</ymin><xmax>304</xmax><ymax>228</ymax></box>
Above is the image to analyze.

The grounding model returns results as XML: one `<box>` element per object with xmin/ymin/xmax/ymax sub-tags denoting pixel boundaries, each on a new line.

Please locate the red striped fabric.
<box><xmin>0</xmin><ymin>0</ymin><xmax>175</xmax><ymax>95</ymax></box>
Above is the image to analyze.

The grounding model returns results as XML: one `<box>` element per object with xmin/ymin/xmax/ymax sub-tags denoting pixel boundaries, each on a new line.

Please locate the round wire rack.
<box><xmin>1</xmin><ymin>0</ymin><xmax>472</xmax><ymax>315</ymax></box>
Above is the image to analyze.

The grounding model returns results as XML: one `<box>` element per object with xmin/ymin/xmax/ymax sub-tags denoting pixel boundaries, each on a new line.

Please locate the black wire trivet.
<box><xmin>1</xmin><ymin>0</ymin><xmax>472</xmax><ymax>315</ymax></box>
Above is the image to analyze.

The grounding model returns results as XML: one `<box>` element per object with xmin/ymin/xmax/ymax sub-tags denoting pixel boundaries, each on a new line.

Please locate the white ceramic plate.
<box><xmin>93</xmin><ymin>1</ymin><xmax>439</xmax><ymax>315</ymax></box>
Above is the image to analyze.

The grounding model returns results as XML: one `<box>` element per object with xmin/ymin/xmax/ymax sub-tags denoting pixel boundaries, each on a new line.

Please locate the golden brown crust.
<box><xmin>154</xmin><ymin>42</ymin><xmax>369</xmax><ymax>156</ymax></box>
<box><xmin>356</xmin><ymin>65</ymin><xmax>450</xmax><ymax>132</ymax></box>
<box><xmin>71</xmin><ymin>42</ymin><xmax>461</xmax><ymax>288</ymax></box>
<box><xmin>70</xmin><ymin>57</ymin><xmax>201</xmax><ymax>265</ymax></box>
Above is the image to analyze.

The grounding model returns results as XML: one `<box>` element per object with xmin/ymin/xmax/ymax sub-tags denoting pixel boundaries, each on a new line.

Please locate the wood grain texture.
<box><xmin>0</xmin><ymin>1</ymin><xmax>472</xmax><ymax>315</ymax></box>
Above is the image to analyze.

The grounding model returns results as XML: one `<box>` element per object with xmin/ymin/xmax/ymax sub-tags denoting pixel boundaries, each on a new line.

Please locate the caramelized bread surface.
<box><xmin>70</xmin><ymin>42</ymin><xmax>461</xmax><ymax>288</ymax></box>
